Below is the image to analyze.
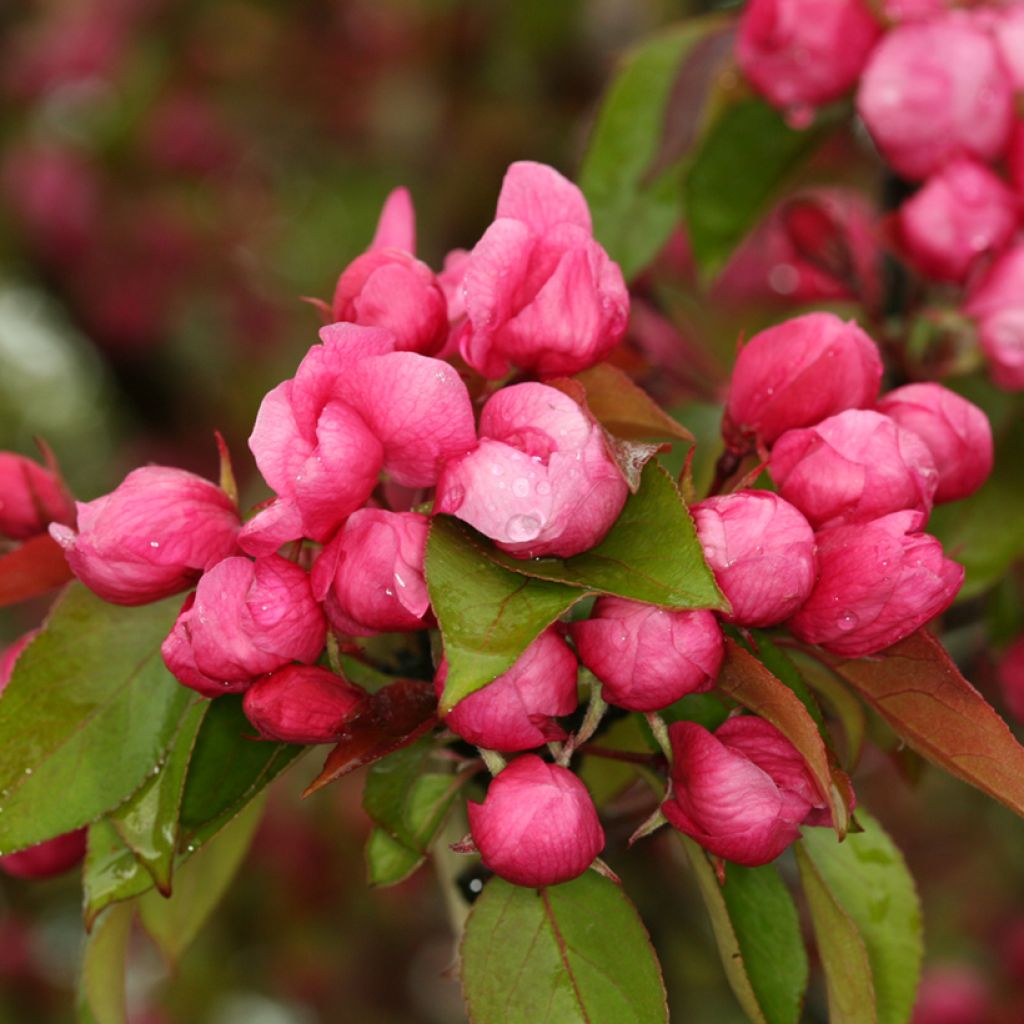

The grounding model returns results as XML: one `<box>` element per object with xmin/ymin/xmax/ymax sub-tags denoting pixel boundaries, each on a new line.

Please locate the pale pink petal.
<box><xmin>238</xmin><ymin>499</ymin><xmax>304</xmax><ymax>557</ymax></box>
<box><xmin>496</xmin><ymin>161</ymin><xmax>592</xmax><ymax>234</ymax></box>
<box><xmin>369</xmin><ymin>186</ymin><xmax>416</xmax><ymax>253</ymax></box>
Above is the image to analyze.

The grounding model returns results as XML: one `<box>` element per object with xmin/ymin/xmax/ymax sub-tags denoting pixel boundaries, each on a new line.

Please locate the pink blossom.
<box><xmin>788</xmin><ymin>510</ymin><xmax>963</xmax><ymax>656</ymax></box>
<box><xmin>737</xmin><ymin>0</ymin><xmax>880</xmax><ymax>113</ymax></box>
<box><xmin>856</xmin><ymin>13</ymin><xmax>1014</xmax><ymax>181</ymax></box>
<box><xmin>0</xmin><ymin>452</ymin><xmax>73</xmax><ymax>541</ymax></box>
<box><xmin>49</xmin><ymin>466</ymin><xmax>239</xmax><ymax>605</ymax></box>
<box><xmin>467</xmin><ymin>755</ymin><xmax>604</xmax><ymax>887</ymax></box>
<box><xmin>987</xmin><ymin>5</ymin><xmax>1024</xmax><ymax>95</ymax></box>
<box><xmin>242</xmin><ymin>665</ymin><xmax>367</xmax><ymax>744</ymax></box>
<box><xmin>161</xmin><ymin>555</ymin><xmax>325</xmax><ymax>698</ymax></box>
<box><xmin>330</xmin><ymin>188</ymin><xmax>448</xmax><ymax>356</ymax></box>
<box><xmin>458</xmin><ymin>161</ymin><xmax>629</xmax><ymax>378</ymax></box>
<box><xmin>877</xmin><ymin>383</ymin><xmax>993</xmax><ymax>503</ymax></box>
<box><xmin>770</xmin><ymin>409</ymin><xmax>938</xmax><ymax>528</ymax></box>
<box><xmin>435</xmin><ymin>382</ymin><xmax>628</xmax><ymax>558</ymax></box>
<box><xmin>911</xmin><ymin>966</ymin><xmax>992</xmax><ymax>1024</ymax></box>
<box><xmin>881</xmin><ymin>0</ymin><xmax>950</xmax><ymax>23</ymax></box>
<box><xmin>964</xmin><ymin>242</ymin><xmax>1024</xmax><ymax>391</ymax></box>
<box><xmin>438</xmin><ymin>628</ymin><xmax>578</xmax><ymax>752</ymax></box>
<box><xmin>0</xmin><ymin>830</ymin><xmax>86</xmax><ymax>880</ymax></box>
<box><xmin>662</xmin><ymin>717</ymin><xmax>829</xmax><ymax>866</ymax></box>
<box><xmin>571</xmin><ymin>598</ymin><xmax>722</xmax><ymax>711</ymax></box>
<box><xmin>245</xmin><ymin>323</ymin><xmax>475</xmax><ymax>549</ymax></box>
<box><xmin>312</xmin><ymin>509</ymin><xmax>430</xmax><ymax>636</ymax></box>
<box><xmin>896</xmin><ymin>159</ymin><xmax>1018</xmax><ymax>283</ymax></box>
<box><xmin>722</xmin><ymin>312</ymin><xmax>883</xmax><ymax>451</ymax></box>
<box><xmin>997</xmin><ymin>636</ymin><xmax>1024</xmax><ymax>725</ymax></box>
<box><xmin>691</xmin><ymin>491</ymin><xmax>817</xmax><ymax>627</ymax></box>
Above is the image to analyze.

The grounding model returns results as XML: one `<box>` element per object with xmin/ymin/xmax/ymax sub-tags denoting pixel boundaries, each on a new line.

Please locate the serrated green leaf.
<box><xmin>426</xmin><ymin>517</ymin><xmax>583</xmax><ymax>713</ymax></box>
<box><xmin>684</xmin><ymin>98</ymin><xmax>832</xmax><ymax>279</ymax></box>
<box><xmin>365</xmin><ymin>827</ymin><xmax>424</xmax><ymax>887</ymax></box>
<box><xmin>461</xmin><ymin>872</ymin><xmax>668</xmax><ymax>1024</ymax></box>
<box><xmin>178</xmin><ymin>695</ymin><xmax>303</xmax><ymax>848</ymax></box>
<box><xmin>580</xmin><ymin>18</ymin><xmax>732</xmax><ymax>280</ymax></box>
<box><xmin>801</xmin><ymin>810</ymin><xmax>922</xmax><ymax>1024</ymax></box>
<box><xmin>107</xmin><ymin>699</ymin><xmax>207</xmax><ymax>892</ymax></box>
<box><xmin>78</xmin><ymin>901</ymin><xmax>135</xmax><ymax>1024</ymax></box>
<box><xmin>139</xmin><ymin>794</ymin><xmax>264</xmax><ymax>966</ymax></box>
<box><xmin>83</xmin><ymin>820</ymin><xmax>154</xmax><ymax>930</ymax></box>
<box><xmin>795</xmin><ymin>843</ymin><xmax>877</xmax><ymax>1024</ymax></box>
<box><xmin>0</xmin><ymin>583</ymin><xmax>189</xmax><ymax>853</ymax></box>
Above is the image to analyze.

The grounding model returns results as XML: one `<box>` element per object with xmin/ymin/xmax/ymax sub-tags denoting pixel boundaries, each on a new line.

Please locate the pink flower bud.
<box><xmin>161</xmin><ymin>555</ymin><xmax>325</xmax><ymax>698</ymax></box>
<box><xmin>997</xmin><ymin>636</ymin><xmax>1024</xmax><ymax>725</ymax></box>
<box><xmin>663</xmin><ymin>717</ymin><xmax>828</xmax><ymax>866</ymax></box>
<box><xmin>312</xmin><ymin>509</ymin><xmax>430</xmax><ymax>636</ymax></box>
<box><xmin>0</xmin><ymin>830</ymin><xmax>86</xmax><ymax>880</ymax></box>
<box><xmin>691</xmin><ymin>491</ymin><xmax>817</xmax><ymax>627</ymax></box>
<box><xmin>988</xmin><ymin>5</ymin><xmax>1024</xmax><ymax>95</ymax></box>
<box><xmin>242</xmin><ymin>664</ymin><xmax>368</xmax><ymax>744</ymax></box>
<box><xmin>0</xmin><ymin>452</ymin><xmax>73</xmax><ymax>541</ymax></box>
<box><xmin>737</xmin><ymin>0</ymin><xmax>880</xmax><ymax>113</ymax></box>
<box><xmin>770</xmin><ymin>409</ymin><xmax>938</xmax><ymax>528</ymax></box>
<box><xmin>49</xmin><ymin>467</ymin><xmax>239</xmax><ymax>605</ymax></box>
<box><xmin>467</xmin><ymin>754</ymin><xmax>604</xmax><ymax>887</ymax></box>
<box><xmin>856</xmin><ymin>13</ymin><xmax>1014</xmax><ymax>181</ymax></box>
<box><xmin>722</xmin><ymin>312</ymin><xmax>883</xmax><ymax>451</ymax></box>
<box><xmin>896</xmin><ymin>159</ymin><xmax>1018</xmax><ymax>283</ymax></box>
<box><xmin>911</xmin><ymin>967</ymin><xmax>992</xmax><ymax>1024</ymax></box>
<box><xmin>438</xmin><ymin>628</ymin><xmax>578</xmax><ymax>751</ymax></box>
<box><xmin>459</xmin><ymin>162</ymin><xmax>629</xmax><ymax>378</ymax></box>
<box><xmin>571</xmin><ymin>598</ymin><xmax>722</xmax><ymax>711</ymax></box>
<box><xmin>788</xmin><ymin>510</ymin><xmax>963</xmax><ymax>656</ymax></box>
<box><xmin>877</xmin><ymin>383</ymin><xmax>993</xmax><ymax>503</ymax></box>
<box><xmin>435</xmin><ymin>382</ymin><xmax>628</xmax><ymax>558</ymax></box>
<box><xmin>247</xmin><ymin>324</ymin><xmax>475</xmax><ymax>546</ymax></box>
<box><xmin>964</xmin><ymin>241</ymin><xmax>1024</xmax><ymax>391</ymax></box>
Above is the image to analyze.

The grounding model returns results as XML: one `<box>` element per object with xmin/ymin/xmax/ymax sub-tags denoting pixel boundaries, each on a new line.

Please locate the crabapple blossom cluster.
<box><xmin>737</xmin><ymin>0</ymin><xmax>1024</xmax><ymax>389</ymax></box>
<box><xmin>10</xmin><ymin>161</ymin><xmax>986</xmax><ymax>893</ymax></box>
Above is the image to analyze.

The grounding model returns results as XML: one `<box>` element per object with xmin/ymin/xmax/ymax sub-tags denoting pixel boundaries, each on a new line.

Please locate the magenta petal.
<box><xmin>496</xmin><ymin>161</ymin><xmax>592</xmax><ymax>234</ymax></box>
<box><xmin>369</xmin><ymin>186</ymin><xmax>416</xmax><ymax>254</ymax></box>
<box><xmin>237</xmin><ymin>500</ymin><xmax>305</xmax><ymax>557</ymax></box>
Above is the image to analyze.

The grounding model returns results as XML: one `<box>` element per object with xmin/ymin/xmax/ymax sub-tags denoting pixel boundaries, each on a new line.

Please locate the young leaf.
<box><xmin>78</xmin><ymin>901</ymin><xmax>135</xmax><ymax>1024</ymax></box>
<box><xmin>178</xmin><ymin>696</ymin><xmax>303</xmax><ymax>849</ymax></box>
<box><xmin>426</xmin><ymin>516</ymin><xmax>583</xmax><ymax>712</ymax></box>
<box><xmin>139</xmin><ymin>794</ymin><xmax>264</xmax><ymax>967</ymax></box>
<box><xmin>794</xmin><ymin>844</ymin><xmax>877</xmax><ymax>1024</ymax></box>
<box><xmin>825</xmin><ymin>629</ymin><xmax>1024</xmax><ymax>818</ymax></box>
<box><xmin>365</xmin><ymin>827</ymin><xmax>424</xmax><ymax>887</ymax></box>
<box><xmin>83</xmin><ymin>820</ymin><xmax>155</xmax><ymax>930</ymax></box>
<box><xmin>579</xmin><ymin>17</ymin><xmax>733</xmax><ymax>280</ymax></box>
<box><xmin>717</xmin><ymin>639</ymin><xmax>849</xmax><ymax>837</ymax></box>
<box><xmin>680</xmin><ymin>837</ymin><xmax>807</xmax><ymax>1024</ymax></box>
<box><xmin>461</xmin><ymin>872</ymin><xmax>668</xmax><ymax>1024</ymax></box>
<box><xmin>0</xmin><ymin>583</ymin><xmax>189</xmax><ymax>852</ymax></box>
<box><xmin>107</xmin><ymin>700</ymin><xmax>207</xmax><ymax>893</ymax></box>
<box><xmin>0</xmin><ymin>532</ymin><xmax>73</xmax><ymax>607</ymax></box>
<box><xmin>684</xmin><ymin>98</ymin><xmax>833</xmax><ymax>279</ymax></box>
<box><xmin>801</xmin><ymin>810</ymin><xmax>922</xmax><ymax>1024</ymax></box>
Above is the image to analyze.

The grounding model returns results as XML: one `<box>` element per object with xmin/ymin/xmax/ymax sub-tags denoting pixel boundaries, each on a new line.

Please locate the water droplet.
<box><xmin>506</xmin><ymin>514</ymin><xmax>542</xmax><ymax>542</ymax></box>
<box><xmin>536</xmin><ymin>480</ymin><xmax>552</xmax><ymax>496</ymax></box>
<box><xmin>385</xmin><ymin>587</ymin><xmax>395</xmax><ymax>597</ymax></box>
<box><xmin>837</xmin><ymin>610</ymin><xmax>859</xmax><ymax>631</ymax></box>
<box><xmin>149</xmin><ymin>540</ymin><xmax>160</xmax><ymax>549</ymax></box>
<box><xmin>703</xmin><ymin>545</ymin><xmax>717</xmax><ymax>561</ymax></box>
<box><xmin>23</xmin><ymin>768</ymin><xmax>32</xmax><ymax>776</ymax></box>
<box><xmin>260</xmin><ymin>604</ymin><xmax>268</xmax><ymax>612</ymax></box>
<box><xmin>611</xmin><ymin>632</ymin><xmax>629</xmax><ymax>651</ymax></box>
<box><xmin>394</xmin><ymin>572</ymin><xmax>407</xmax><ymax>589</ymax></box>
<box><xmin>512</xmin><ymin>478</ymin><xmax>530</xmax><ymax>498</ymax></box>
<box><xmin>490</xmin><ymin>464</ymin><xmax>504</xmax><ymax>476</ymax></box>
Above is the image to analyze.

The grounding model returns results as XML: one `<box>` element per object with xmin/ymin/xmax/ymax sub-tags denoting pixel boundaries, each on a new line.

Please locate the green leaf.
<box><xmin>681</xmin><ymin>836</ymin><xmax>807</xmax><ymax>1024</ymax></box>
<box><xmin>579</xmin><ymin>18</ymin><xmax>732</xmax><ymax>280</ymax></box>
<box><xmin>107</xmin><ymin>700</ymin><xmax>207</xmax><ymax>893</ymax></box>
<box><xmin>83</xmin><ymin>820</ymin><xmax>155</xmax><ymax>930</ymax></box>
<box><xmin>178</xmin><ymin>695</ymin><xmax>303</xmax><ymax>848</ymax></box>
<box><xmin>461</xmin><ymin>872</ymin><xmax>668</xmax><ymax>1024</ymax></box>
<box><xmin>825</xmin><ymin>630</ymin><xmax>1024</xmax><ymax>819</ymax></box>
<box><xmin>78</xmin><ymin>901</ymin><xmax>135</xmax><ymax>1024</ymax></box>
<box><xmin>684</xmin><ymin>98</ymin><xmax>831</xmax><ymax>279</ymax></box>
<box><xmin>795</xmin><ymin>844</ymin><xmax>877</xmax><ymax>1024</ymax></box>
<box><xmin>426</xmin><ymin>517</ymin><xmax>583</xmax><ymax>713</ymax></box>
<box><xmin>478</xmin><ymin>462</ymin><xmax>726</xmax><ymax>611</ymax></box>
<box><xmin>747</xmin><ymin>632</ymin><xmax>827</xmax><ymax>736</ymax></box>
<box><xmin>365</xmin><ymin>827</ymin><xmax>424</xmax><ymax>887</ymax></box>
<box><xmin>0</xmin><ymin>583</ymin><xmax>190</xmax><ymax>852</ymax></box>
<box><xmin>579</xmin><ymin>714</ymin><xmax>655</xmax><ymax>805</ymax></box>
<box><xmin>801</xmin><ymin>810</ymin><xmax>922</xmax><ymax>1024</ymax></box>
<box><xmin>139</xmin><ymin>793</ymin><xmax>264</xmax><ymax>966</ymax></box>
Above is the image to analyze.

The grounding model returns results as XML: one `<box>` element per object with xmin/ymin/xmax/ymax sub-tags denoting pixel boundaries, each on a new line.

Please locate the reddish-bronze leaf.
<box><xmin>303</xmin><ymin>679</ymin><xmax>437</xmax><ymax>796</ymax></box>
<box><xmin>717</xmin><ymin>638</ymin><xmax>850</xmax><ymax>838</ymax></box>
<box><xmin>825</xmin><ymin>630</ymin><xmax>1024</xmax><ymax>819</ymax></box>
<box><xmin>0</xmin><ymin>534</ymin><xmax>73</xmax><ymax>607</ymax></box>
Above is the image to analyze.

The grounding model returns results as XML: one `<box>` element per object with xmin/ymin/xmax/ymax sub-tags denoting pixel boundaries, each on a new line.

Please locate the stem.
<box><xmin>645</xmin><ymin>712</ymin><xmax>674</xmax><ymax>762</ymax></box>
<box><xmin>478</xmin><ymin>748</ymin><xmax>506</xmax><ymax>776</ymax></box>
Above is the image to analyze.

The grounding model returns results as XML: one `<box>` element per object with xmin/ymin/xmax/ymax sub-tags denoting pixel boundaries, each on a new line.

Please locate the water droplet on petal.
<box><xmin>837</xmin><ymin>610</ymin><xmax>859</xmax><ymax>631</ymax></box>
<box><xmin>491</xmin><ymin>464</ymin><xmax>504</xmax><ymax>477</ymax></box>
<box><xmin>512</xmin><ymin>478</ymin><xmax>530</xmax><ymax>498</ymax></box>
<box><xmin>149</xmin><ymin>540</ymin><xmax>160</xmax><ymax>549</ymax></box>
<box><xmin>536</xmin><ymin>481</ymin><xmax>552</xmax><ymax>496</ymax></box>
<box><xmin>506</xmin><ymin>514</ymin><xmax>542</xmax><ymax>542</ymax></box>
<box><xmin>394</xmin><ymin>572</ymin><xmax>407</xmax><ymax>589</ymax></box>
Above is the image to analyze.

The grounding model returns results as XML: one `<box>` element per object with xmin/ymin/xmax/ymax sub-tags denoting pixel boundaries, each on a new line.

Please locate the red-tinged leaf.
<box><xmin>717</xmin><ymin>638</ymin><xmax>850</xmax><ymax>838</ymax></box>
<box><xmin>0</xmin><ymin>533</ymin><xmax>73</xmax><ymax>607</ymax></box>
<box><xmin>571</xmin><ymin>363</ymin><xmax>694</xmax><ymax>444</ymax></box>
<box><xmin>303</xmin><ymin>679</ymin><xmax>437</xmax><ymax>796</ymax></box>
<box><xmin>824</xmin><ymin>630</ymin><xmax>1024</xmax><ymax>819</ymax></box>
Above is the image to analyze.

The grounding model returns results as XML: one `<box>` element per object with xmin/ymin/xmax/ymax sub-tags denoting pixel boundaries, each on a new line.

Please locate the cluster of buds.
<box><xmin>737</xmin><ymin>0</ymin><xmax>1024</xmax><ymax>389</ymax></box>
